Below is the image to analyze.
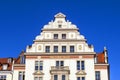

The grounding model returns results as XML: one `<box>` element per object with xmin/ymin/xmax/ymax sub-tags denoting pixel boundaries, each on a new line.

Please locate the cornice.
<box><xmin>24</xmin><ymin>52</ymin><xmax>96</xmax><ymax>56</ymax></box>
<box><xmin>34</xmin><ymin>39</ymin><xmax>86</xmax><ymax>42</ymax></box>
<box><xmin>42</xmin><ymin>28</ymin><xmax>79</xmax><ymax>31</ymax></box>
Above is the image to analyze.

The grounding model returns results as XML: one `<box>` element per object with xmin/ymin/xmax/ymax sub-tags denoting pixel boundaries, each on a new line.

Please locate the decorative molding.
<box><xmin>76</xmin><ymin>70</ymin><xmax>87</xmax><ymax>75</ymax></box>
<box><xmin>33</xmin><ymin>71</ymin><xmax>44</xmax><ymax>75</ymax></box>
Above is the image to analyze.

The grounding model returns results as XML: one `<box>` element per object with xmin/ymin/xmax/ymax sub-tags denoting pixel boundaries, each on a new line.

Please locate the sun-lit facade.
<box><xmin>0</xmin><ymin>13</ymin><xmax>110</xmax><ymax>80</ymax></box>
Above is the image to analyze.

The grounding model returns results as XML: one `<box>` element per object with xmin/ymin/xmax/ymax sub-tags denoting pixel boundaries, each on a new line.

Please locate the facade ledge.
<box><xmin>25</xmin><ymin>52</ymin><xmax>96</xmax><ymax>56</ymax></box>
<box><xmin>13</xmin><ymin>64</ymin><xmax>25</xmax><ymax>67</ymax></box>
<box><xmin>34</xmin><ymin>39</ymin><xmax>86</xmax><ymax>42</ymax></box>
<box><xmin>94</xmin><ymin>64</ymin><xmax>109</xmax><ymax>66</ymax></box>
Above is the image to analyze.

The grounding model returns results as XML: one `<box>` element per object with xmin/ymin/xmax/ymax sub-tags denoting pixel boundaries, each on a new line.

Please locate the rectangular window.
<box><xmin>34</xmin><ymin>77</ymin><xmax>42</xmax><ymax>80</ymax></box>
<box><xmin>82</xmin><ymin>77</ymin><xmax>85</xmax><ymax>80</ymax></box>
<box><xmin>54</xmin><ymin>75</ymin><xmax>58</xmax><ymax>80</ymax></box>
<box><xmin>77</xmin><ymin>61</ymin><xmax>85</xmax><ymax>70</ymax></box>
<box><xmin>19</xmin><ymin>71</ymin><xmax>25</xmax><ymax>80</ymax></box>
<box><xmin>77</xmin><ymin>77</ymin><xmax>80</xmax><ymax>80</ymax></box>
<box><xmin>70</xmin><ymin>46</ymin><xmax>74</xmax><ymax>52</ymax></box>
<box><xmin>0</xmin><ymin>75</ymin><xmax>6</xmax><ymax>80</ymax></box>
<box><xmin>56</xmin><ymin>61</ymin><xmax>64</xmax><ymax>66</ymax></box>
<box><xmin>62</xmin><ymin>34</ymin><xmax>66</xmax><ymax>39</ymax></box>
<box><xmin>95</xmin><ymin>71</ymin><xmax>100</xmax><ymax>80</ymax></box>
<box><xmin>45</xmin><ymin>46</ymin><xmax>50</xmax><ymax>53</ymax></box>
<box><xmin>54</xmin><ymin>34</ymin><xmax>58</xmax><ymax>39</ymax></box>
<box><xmin>35</xmin><ymin>61</ymin><xmax>43</xmax><ymax>71</ymax></box>
<box><xmin>54</xmin><ymin>46</ymin><xmax>58</xmax><ymax>53</ymax></box>
<box><xmin>62</xmin><ymin>75</ymin><xmax>65</xmax><ymax>80</ymax></box>
<box><xmin>62</xmin><ymin>46</ymin><xmax>66</xmax><ymax>53</ymax></box>
<box><xmin>39</xmin><ymin>61</ymin><xmax>43</xmax><ymax>70</ymax></box>
<box><xmin>81</xmin><ymin>61</ymin><xmax>85</xmax><ymax>70</ymax></box>
<box><xmin>20</xmin><ymin>56</ymin><xmax>25</xmax><ymax>64</ymax></box>
<box><xmin>77</xmin><ymin>61</ymin><xmax>80</xmax><ymax>70</ymax></box>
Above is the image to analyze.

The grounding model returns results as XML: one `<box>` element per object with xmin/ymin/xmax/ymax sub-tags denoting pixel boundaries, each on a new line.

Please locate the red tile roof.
<box><xmin>0</xmin><ymin>58</ymin><xmax>14</xmax><ymax>71</ymax></box>
<box><xmin>96</xmin><ymin>52</ymin><xmax>105</xmax><ymax>63</ymax></box>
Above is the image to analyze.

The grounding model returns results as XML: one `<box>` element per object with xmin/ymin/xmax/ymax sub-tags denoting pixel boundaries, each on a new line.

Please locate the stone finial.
<box><xmin>54</xmin><ymin>12</ymin><xmax>66</xmax><ymax>18</ymax></box>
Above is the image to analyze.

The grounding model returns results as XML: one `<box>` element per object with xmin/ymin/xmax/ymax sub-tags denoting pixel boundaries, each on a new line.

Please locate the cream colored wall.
<box><xmin>25</xmin><ymin>57</ymin><xmax>96</xmax><ymax>80</ymax></box>
<box><xmin>13</xmin><ymin>70</ymin><xmax>25</xmax><ymax>80</ymax></box>
<box><xmin>0</xmin><ymin>72</ymin><xmax>12</xmax><ymax>80</ymax></box>
<box><xmin>95</xmin><ymin>69</ymin><xmax>108</xmax><ymax>80</ymax></box>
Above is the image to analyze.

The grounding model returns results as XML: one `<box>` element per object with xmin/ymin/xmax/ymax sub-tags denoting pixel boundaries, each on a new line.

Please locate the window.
<box><xmin>54</xmin><ymin>34</ymin><xmax>58</xmax><ymax>39</ymax></box>
<box><xmin>77</xmin><ymin>61</ymin><xmax>80</xmax><ymax>70</ymax></box>
<box><xmin>34</xmin><ymin>77</ymin><xmax>42</xmax><ymax>80</ymax></box>
<box><xmin>19</xmin><ymin>71</ymin><xmax>25</xmax><ymax>80</ymax></box>
<box><xmin>77</xmin><ymin>61</ymin><xmax>85</xmax><ymax>70</ymax></box>
<box><xmin>56</xmin><ymin>61</ymin><xmax>64</xmax><ymax>66</ymax></box>
<box><xmin>62</xmin><ymin>75</ymin><xmax>65</xmax><ymax>80</ymax></box>
<box><xmin>2</xmin><ymin>64</ymin><xmax>8</xmax><ymax>70</ymax></box>
<box><xmin>54</xmin><ymin>46</ymin><xmax>58</xmax><ymax>53</ymax></box>
<box><xmin>95</xmin><ymin>71</ymin><xmax>100</xmax><ymax>80</ymax></box>
<box><xmin>0</xmin><ymin>75</ymin><xmax>6</xmax><ymax>80</ymax></box>
<box><xmin>45</xmin><ymin>46</ymin><xmax>50</xmax><ymax>53</ymax></box>
<box><xmin>62</xmin><ymin>34</ymin><xmax>66</xmax><ymax>39</ymax></box>
<box><xmin>81</xmin><ymin>61</ymin><xmax>85</xmax><ymax>70</ymax></box>
<box><xmin>35</xmin><ymin>61</ymin><xmax>43</xmax><ymax>71</ymax></box>
<box><xmin>77</xmin><ymin>77</ymin><xmax>85</xmax><ymax>80</ymax></box>
<box><xmin>62</xmin><ymin>46</ymin><xmax>66</xmax><ymax>53</ymax></box>
<box><xmin>70</xmin><ymin>46</ymin><xmax>74</xmax><ymax>52</ymax></box>
<box><xmin>54</xmin><ymin>75</ymin><xmax>58</xmax><ymax>80</ymax></box>
<box><xmin>58</xmin><ymin>25</ymin><xmax>62</xmax><ymax>28</ymax></box>
<box><xmin>20</xmin><ymin>56</ymin><xmax>25</xmax><ymax>64</ymax></box>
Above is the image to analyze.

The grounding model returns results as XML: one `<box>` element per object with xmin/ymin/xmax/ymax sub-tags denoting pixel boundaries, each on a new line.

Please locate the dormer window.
<box><xmin>7</xmin><ymin>58</ymin><xmax>13</xmax><ymax>63</ymax></box>
<box><xmin>3</xmin><ymin>64</ymin><xmax>8</xmax><ymax>70</ymax></box>
<box><xmin>54</xmin><ymin>34</ymin><xmax>58</xmax><ymax>39</ymax></box>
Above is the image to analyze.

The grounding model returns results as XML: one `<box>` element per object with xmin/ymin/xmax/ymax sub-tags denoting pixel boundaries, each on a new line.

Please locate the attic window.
<box><xmin>58</xmin><ymin>25</ymin><xmax>62</xmax><ymax>28</ymax></box>
<box><xmin>3</xmin><ymin>64</ymin><xmax>8</xmax><ymax>70</ymax></box>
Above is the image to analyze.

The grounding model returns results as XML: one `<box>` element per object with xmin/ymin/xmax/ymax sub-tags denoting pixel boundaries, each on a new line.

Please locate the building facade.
<box><xmin>0</xmin><ymin>13</ymin><xmax>110</xmax><ymax>80</ymax></box>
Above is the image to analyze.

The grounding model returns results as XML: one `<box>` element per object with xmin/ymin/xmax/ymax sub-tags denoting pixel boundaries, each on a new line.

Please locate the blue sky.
<box><xmin>0</xmin><ymin>0</ymin><xmax>119</xmax><ymax>79</ymax></box>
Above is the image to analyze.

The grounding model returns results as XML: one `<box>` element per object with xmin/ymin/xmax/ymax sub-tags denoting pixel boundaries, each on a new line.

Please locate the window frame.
<box><xmin>54</xmin><ymin>46</ymin><xmax>58</xmax><ymax>53</ymax></box>
<box><xmin>45</xmin><ymin>46</ymin><xmax>50</xmax><ymax>53</ymax></box>
<box><xmin>77</xmin><ymin>61</ymin><xmax>85</xmax><ymax>70</ymax></box>
<box><xmin>35</xmin><ymin>61</ymin><xmax>43</xmax><ymax>71</ymax></box>
<box><xmin>70</xmin><ymin>46</ymin><xmax>74</xmax><ymax>53</ymax></box>
<box><xmin>95</xmin><ymin>71</ymin><xmax>101</xmax><ymax>80</ymax></box>
<box><xmin>62</xmin><ymin>46</ymin><xmax>66</xmax><ymax>53</ymax></box>
<box><xmin>54</xmin><ymin>34</ymin><xmax>58</xmax><ymax>39</ymax></box>
<box><xmin>62</xmin><ymin>34</ymin><xmax>66</xmax><ymax>39</ymax></box>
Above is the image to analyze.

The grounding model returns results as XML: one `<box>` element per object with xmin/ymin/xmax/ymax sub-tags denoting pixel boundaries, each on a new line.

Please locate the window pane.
<box><xmin>54</xmin><ymin>75</ymin><xmax>58</xmax><ymax>80</ymax></box>
<box><xmin>46</xmin><ymin>46</ymin><xmax>50</xmax><ymax>53</ymax></box>
<box><xmin>77</xmin><ymin>61</ymin><xmax>80</xmax><ymax>70</ymax></box>
<box><xmin>82</xmin><ymin>77</ymin><xmax>85</xmax><ymax>80</ymax></box>
<box><xmin>34</xmin><ymin>77</ymin><xmax>39</xmax><ymax>80</ymax></box>
<box><xmin>35</xmin><ymin>66</ymin><xmax>38</xmax><ymax>70</ymax></box>
<box><xmin>81</xmin><ymin>61</ymin><xmax>85</xmax><ymax>70</ymax></box>
<box><xmin>54</xmin><ymin>34</ymin><xmax>58</xmax><ymax>39</ymax></box>
<box><xmin>62</xmin><ymin>34</ymin><xmax>66</xmax><ymax>39</ymax></box>
<box><xmin>54</xmin><ymin>46</ymin><xmax>58</xmax><ymax>53</ymax></box>
<box><xmin>62</xmin><ymin>75</ymin><xmax>65</xmax><ymax>80</ymax></box>
<box><xmin>56</xmin><ymin>61</ymin><xmax>59</xmax><ymax>66</ymax></box>
<box><xmin>62</xmin><ymin>46</ymin><xmax>66</xmax><ymax>53</ymax></box>
<box><xmin>61</xmin><ymin>61</ymin><xmax>64</xmax><ymax>66</ymax></box>
<box><xmin>70</xmin><ymin>46</ymin><xmax>74</xmax><ymax>52</ymax></box>
<box><xmin>77</xmin><ymin>77</ymin><xmax>80</xmax><ymax>80</ymax></box>
<box><xmin>40</xmin><ymin>66</ymin><xmax>43</xmax><ymax>70</ymax></box>
<box><xmin>95</xmin><ymin>71</ymin><xmax>100</xmax><ymax>80</ymax></box>
<box><xmin>39</xmin><ymin>77</ymin><xmax>42</xmax><ymax>80</ymax></box>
